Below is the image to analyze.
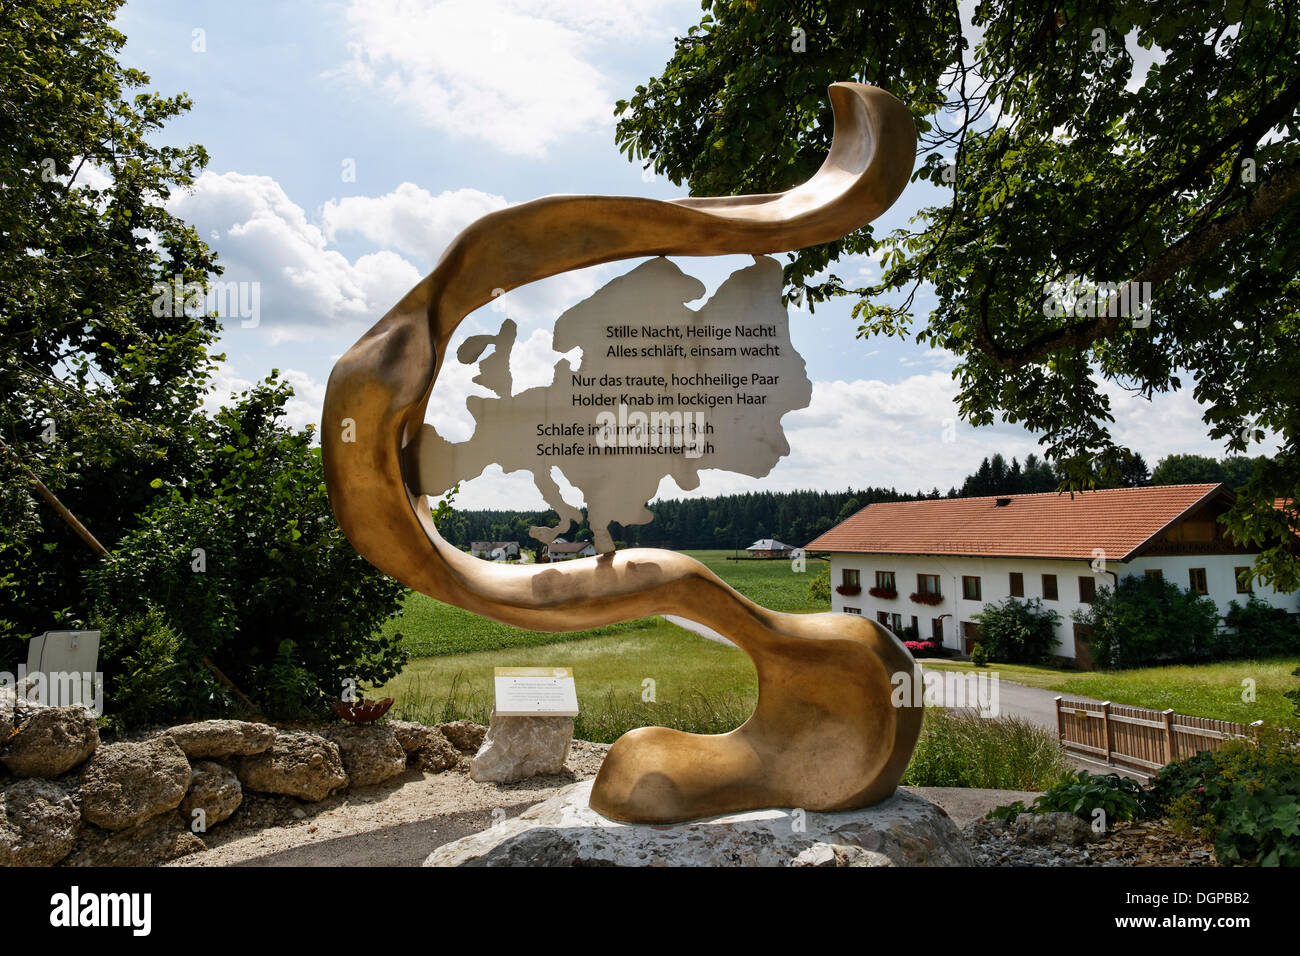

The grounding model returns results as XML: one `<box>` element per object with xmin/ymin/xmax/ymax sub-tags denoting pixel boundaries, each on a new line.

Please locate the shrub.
<box><xmin>1287</xmin><ymin>666</ymin><xmax>1300</xmax><ymax>717</ymax></box>
<box><xmin>972</xmin><ymin>596</ymin><xmax>1061</xmax><ymax>663</ymax></box>
<box><xmin>902</xmin><ymin>709</ymin><xmax>1073</xmax><ymax>790</ymax></box>
<box><xmin>990</xmin><ymin>770</ymin><xmax>1156</xmax><ymax>824</ymax></box>
<box><xmin>84</xmin><ymin>381</ymin><xmax>407</xmax><ymax>722</ymax></box>
<box><xmin>970</xmin><ymin>642</ymin><xmax>989</xmax><ymax>667</ymax></box>
<box><xmin>1154</xmin><ymin>733</ymin><xmax>1300</xmax><ymax>866</ymax></box>
<box><xmin>808</xmin><ymin>566</ymin><xmax>830</xmax><ymax>603</ymax></box>
<box><xmin>1072</xmin><ymin>574</ymin><xmax>1220</xmax><ymax>668</ymax></box>
<box><xmin>1214</xmin><ymin>597</ymin><xmax>1300</xmax><ymax>659</ymax></box>
<box><xmin>87</xmin><ymin>605</ymin><xmax>194</xmax><ymax>733</ymax></box>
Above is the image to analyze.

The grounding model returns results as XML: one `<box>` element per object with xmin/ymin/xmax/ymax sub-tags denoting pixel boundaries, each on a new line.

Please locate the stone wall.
<box><xmin>0</xmin><ymin>690</ymin><xmax>485</xmax><ymax>867</ymax></box>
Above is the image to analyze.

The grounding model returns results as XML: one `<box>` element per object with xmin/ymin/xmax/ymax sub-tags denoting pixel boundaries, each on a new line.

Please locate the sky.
<box><xmin>112</xmin><ymin>0</ymin><xmax>1254</xmax><ymax>511</ymax></box>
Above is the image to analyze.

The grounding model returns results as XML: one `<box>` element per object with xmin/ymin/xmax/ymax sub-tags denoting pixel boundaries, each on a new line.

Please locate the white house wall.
<box><xmin>826</xmin><ymin>552</ymin><xmax>1297</xmax><ymax>660</ymax></box>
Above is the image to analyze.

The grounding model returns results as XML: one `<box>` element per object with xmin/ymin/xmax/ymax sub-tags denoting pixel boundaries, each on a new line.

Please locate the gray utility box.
<box><xmin>25</xmin><ymin>630</ymin><xmax>101</xmax><ymax>711</ymax></box>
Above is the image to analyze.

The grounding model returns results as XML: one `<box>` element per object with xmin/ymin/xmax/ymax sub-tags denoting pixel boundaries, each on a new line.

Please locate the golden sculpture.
<box><xmin>322</xmin><ymin>83</ymin><xmax>923</xmax><ymax>823</ymax></box>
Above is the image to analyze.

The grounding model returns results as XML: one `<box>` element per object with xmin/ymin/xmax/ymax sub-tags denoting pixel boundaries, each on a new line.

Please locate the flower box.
<box><xmin>835</xmin><ymin>584</ymin><xmax>862</xmax><ymax>596</ymax></box>
<box><xmin>867</xmin><ymin>586</ymin><xmax>898</xmax><ymax>599</ymax></box>
<box><xmin>909</xmin><ymin>591</ymin><xmax>943</xmax><ymax>606</ymax></box>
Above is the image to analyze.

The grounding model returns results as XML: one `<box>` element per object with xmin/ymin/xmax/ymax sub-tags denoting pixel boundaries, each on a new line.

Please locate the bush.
<box><xmin>1214</xmin><ymin>597</ymin><xmax>1300</xmax><ymax>659</ymax></box>
<box><xmin>808</xmin><ymin>566</ymin><xmax>830</xmax><ymax>603</ymax></box>
<box><xmin>1073</xmin><ymin>574</ymin><xmax>1220</xmax><ymax>668</ymax></box>
<box><xmin>1155</xmin><ymin>733</ymin><xmax>1300</xmax><ymax>866</ymax></box>
<box><xmin>87</xmin><ymin>605</ymin><xmax>196</xmax><ymax>733</ymax></box>
<box><xmin>991</xmin><ymin>770</ymin><xmax>1156</xmax><ymax>824</ymax></box>
<box><xmin>902</xmin><ymin>709</ymin><xmax>1073</xmax><ymax>790</ymax></box>
<box><xmin>970</xmin><ymin>642</ymin><xmax>989</xmax><ymax>667</ymax></box>
<box><xmin>972</xmin><ymin>596</ymin><xmax>1061</xmax><ymax>663</ymax></box>
<box><xmin>84</xmin><ymin>381</ymin><xmax>408</xmax><ymax>723</ymax></box>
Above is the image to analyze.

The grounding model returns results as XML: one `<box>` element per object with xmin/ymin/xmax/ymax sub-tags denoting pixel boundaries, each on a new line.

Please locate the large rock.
<box><xmin>179</xmin><ymin>761</ymin><xmax>242</xmax><ymax>829</ymax></box>
<box><xmin>470</xmin><ymin>715</ymin><xmax>572</xmax><ymax>784</ymax></box>
<box><xmin>1</xmin><ymin>705</ymin><xmax>99</xmax><ymax>778</ymax></box>
<box><xmin>1011</xmin><ymin>811</ymin><xmax>1100</xmax><ymax>846</ymax></box>
<box><xmin>237</xmin><ymin>731</ymin><xmax>347</xmax><ymax>802</ymax></box>
<box><xmin>323</xmin><ymin>726</ymin><xmax>407</xmax><ymax>788</ymax></box>
<box><xmin>68</xmin><ymin>814</ymin><xmax>205</xmax><ymax>867</ymax></box>
<box><xmin>438</xmin><ymin>720</ymin><xmax>487</xmax><ymax>753</ymax></box>
<box><xmin>80</xmin><ymin>736</ymin><xmax>191</xmax><ymax>830</ymax></box>
<box><xmin>426</xmin><ymin>781</ymin><xmax>974</xmax><ymax>867</ymax></box>
<box><xmin>165</xmin><ymin>720</ymin><xmax>276</xmax><ymax>759</ymax></box>
<box><xmin>389</xmin><ymin>721</ymin><xmax>460</xmax><ymax>772</ymax></box>
<box><xmin>0</xmin><ymin>779</ymin><xmax>80</xmax><ymax>867</ymax></box>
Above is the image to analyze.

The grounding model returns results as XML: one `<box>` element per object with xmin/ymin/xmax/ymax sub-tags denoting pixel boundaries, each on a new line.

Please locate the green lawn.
<box><xmin>376</xmin><ymin>618</ymin><xmax>759</xmax><ymax>743</ymax></box>
<box><xmin>921</xmin><ymin>657</ymin><xmax>1300</xmax><ymax>730</ymax></box>
<box><xmin>381</xmin><ymin>548</ymin><xmax>827</xmax><ymax>657</ymax></box>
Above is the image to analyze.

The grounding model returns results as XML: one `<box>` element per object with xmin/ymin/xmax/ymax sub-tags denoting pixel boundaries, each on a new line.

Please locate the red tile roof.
<box><xmin>805</xmin><ymin>484</ymin><xmax>1226</xmax><ymax>561</ymax></box>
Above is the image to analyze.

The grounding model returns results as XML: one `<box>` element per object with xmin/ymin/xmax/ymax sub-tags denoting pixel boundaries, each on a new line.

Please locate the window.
<box><xmin>843</xmin><ymin>606</ymin><xmax>861</xmax><ymax>615</ymax></box>
<box><xmin>874</xmin><ymin>570</ymin><xmax>896</xmax><ymax>592</ymax></box>
<box><xmin>911</xmin><ymin>615</ymin><xmax>919</xmax><ymax>633</ymax></box>
<box><xmin>842</xmin><ymin>569</ymin><xmax>860</xmax><ymax>588</ymax></box>
<box><xmin>1145</xmin><ymin>568</ymin><xmax>1163</xmax><ymax>583</ymax></box>
<box><xmin>1189</xmin><ymin>567</ymin><xmax>1208</xmax><ymax>595</ymax></box>
<box><xmin>917</xmin><ymin>574</ymin><xmax>941</xmax><ymax>596</ymax></box>
<box><xmin>962</xmin><ymin>575</ymin><xmax>982</xmax><ymax>601</ymax></box>
<box><xmin>877</xmin><ymin>611</ymin><xmax>889</xmax><ymax>626</ymax></box>
<box><xmin>931</xmin><ymin>618</ymin><xmax>944</xmax><ymax>641</ymax></box>
<box><xmin>1009</xmin><ymin>572</ymin><xmax>1024</xmax><ymax>597</ymax></box>
<box><xmin>1078</xmin><ymin>575</ymin><xmax>1096</xmax><ymax>603</ymax></box>
<box><xmin>1042</xmin><ymin>574</ymin><xmax>1058</xmax><ymax>600</ymax></box>
<box><xmin>1236</xmin><ymin>567</ymin><xmax>1254</xmax><ymax>594</ymax></box>
<box><xmin>891</xmin><ymin>613</ymin><xmax>904</xmax><ymax>632</ymax></box>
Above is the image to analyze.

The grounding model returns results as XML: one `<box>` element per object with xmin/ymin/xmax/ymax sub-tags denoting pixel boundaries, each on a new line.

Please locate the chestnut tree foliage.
<box><xmin>0</xmin><ymin>0</ymin><xmax>406</xmax><ymax>720</ymax></box>
<box><xmin>615</xmin><ymin>1</ymin><xmax>1300</xmax><ymax>588</ymax></box>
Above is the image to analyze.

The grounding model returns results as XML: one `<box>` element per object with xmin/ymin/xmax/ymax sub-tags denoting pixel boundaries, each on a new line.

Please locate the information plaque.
<box><xmin>493</xmin><ymin>666</ymin><xmax>580</xmax><ymax>717</ymax></box>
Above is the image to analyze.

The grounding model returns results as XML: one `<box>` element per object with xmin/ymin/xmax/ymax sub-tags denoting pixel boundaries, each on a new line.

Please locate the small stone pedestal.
<box><xmin>425</xmin><ymin>780</ymin><xmax>974</xmax><ymax>866</ymax></box>
<box><xmin>468</xmin><ymin>713</ymin><xmax>573</xmax><ymax>784</ymax></box>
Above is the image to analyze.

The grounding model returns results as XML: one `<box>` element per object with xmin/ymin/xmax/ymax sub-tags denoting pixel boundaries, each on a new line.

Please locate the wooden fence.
<box><xmin>1054</xmin><ymin>696</ymin><xmax>1262</xmax><ymax>773</ymax></box>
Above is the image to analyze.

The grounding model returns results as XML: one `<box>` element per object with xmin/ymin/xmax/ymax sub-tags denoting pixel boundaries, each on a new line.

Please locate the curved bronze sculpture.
<box><xmin>322</xmin><ymin>83</ymin><xmax>924</xmax><ymax>823</ymax></box>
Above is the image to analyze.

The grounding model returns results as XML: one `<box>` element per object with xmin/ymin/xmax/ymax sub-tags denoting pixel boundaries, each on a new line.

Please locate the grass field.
<box><xmin>373</xmin><ymin>548</ymin><xmax>1300</xmax><ymax>741</ymax></box>
<box><xmin>380</xmin><ymin>548</ymin><xmax>827</xmax><ymax>657</ymax></box>
<box><xmin>921</xmin><ymin>657</ymin><xmax>1300</xmax><ymax>730</ymax></box>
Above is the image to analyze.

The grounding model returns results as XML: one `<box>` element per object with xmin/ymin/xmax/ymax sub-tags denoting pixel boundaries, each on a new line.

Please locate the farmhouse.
<box><xmin>470</xmin><ymin>541</ymin><xmax>520</xmax><ymax>560</ymax></box>
<box><xmin>805</xmin><ymin>483</ymin><xmax>1298</xmax><ymax>664</ymax></box>
<box><xmin>746</xmin><ymin>538</ymin><xmax>795</xmax><ymax>559</ymax></box>
<box><xmin>547</xmin><ymin>539</ymin><xmax>597</xmax><ymax>561</ymax></box>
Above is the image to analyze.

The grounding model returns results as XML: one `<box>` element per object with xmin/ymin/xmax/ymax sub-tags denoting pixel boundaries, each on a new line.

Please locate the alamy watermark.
<box><xmin>593</xmin><ymin>403</ymin><xmax>713</xmax><ymax>459</ymax></box>
<box><xmin>890</xmin><ymin>668</ymin><xmax>1001</xmax><ymax>717</ymax></box>
<box><xmin>2</xmin><ymin>666</ymin><xmax>104</xmax><ymax>716</ymax></box>
<box><xmin>1042</xmin><ymin>275</ymin><xmax>1152</xmax><ymax>328</ymax></box>
<box><xmin>151</xmin><ymin>273</ymin><xmax>261</xmax><ymax>328</ymax></box>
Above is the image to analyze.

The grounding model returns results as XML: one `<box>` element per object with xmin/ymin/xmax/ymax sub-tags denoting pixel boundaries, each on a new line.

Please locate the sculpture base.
<box><xmin>424</xmin><ymin>780</ymin><xmax>973</xmax><ymax>867</ymax></box>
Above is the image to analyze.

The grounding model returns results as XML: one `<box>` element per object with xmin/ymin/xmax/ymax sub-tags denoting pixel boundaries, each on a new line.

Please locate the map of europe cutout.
<box><xmin>415</xmin><ymin>255</ymin><xmax>811</xmax><ymax>553</ymax></box>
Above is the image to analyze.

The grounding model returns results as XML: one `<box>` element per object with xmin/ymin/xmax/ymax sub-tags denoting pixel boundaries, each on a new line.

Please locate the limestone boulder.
<box><xmin>323</xmin><ymin>726</ymin><xmax>407</xmax><ymax>788</ymax></box>
<box><xmin>1</xmin><ymin>705</ymin><xmax>99</xmax><ymax>778</ymax></box>
<box><xmin>0</xmin><ymin>686</ymin><xmax>13</xmax><ymax>744</ymax></box>
<box><xmin>427</xmin><ymin>781</ymin><xmax>975</xmax><ymax>867</ymax></box>
<box><xmin>69</xmin><ymin>814</ymin><xmax>205</xmax><ymax>867</ymax></box>
<box><xmin>165</xmin><ymin>720</ymin><xmax>276</xmax><ymax>759</ymax></box>
<box><xmin>389</xmin><ymin>721</ymin><xmax>460</xmax><ymax>772</ymax></box>
<box><xmin>80</xmin><ymin>736</ymin><xmax>191</xmax><ymax>830</ymax></box>
<box><xmin>470</xmin><ymin>715</ymin><xmax>572</xmax><ymax>784</ymax></box>
<box><xmin>1011</xmin><ymin>811</ymin><xmax>1100</xmax><ymax>846</ymax></box>
<box><xmin>0</xmin><ymin>778</ymin><xmax>80</xmax><ymax>867</ymax></box>
<box><xmin>237</xmin><ymin>731</ymin><xmax>347</xmax><ymax>802</ymax></box>
<box><xmin>179</xmin><ymin>761</ymin><xmax>243</xmax><ymax>829</ymax></box>
<box><xmin>438</xmin><ymin>719</ymin><xmax>487</xmax><ymax>753</ymax></box>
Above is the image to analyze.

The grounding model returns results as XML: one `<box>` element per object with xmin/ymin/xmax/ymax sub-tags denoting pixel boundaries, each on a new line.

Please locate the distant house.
<box><xmin>470</xmin><ymin>541</ymin><xmax>520</xmax><ymax>561</ymax></box>
<box><xmin>746</xmin><ymin>538</ymin><xmax>796</xmax><ymax>559</ymax></box>
<box><xmin>547</xmin><ymin>540</ymin><xmax>597</xmax><ymax>561</ymax></box>
<box><xmin>806</xmin><ymin>483</ymin><xmax>1298</xmax><ymax>666</ymax></box>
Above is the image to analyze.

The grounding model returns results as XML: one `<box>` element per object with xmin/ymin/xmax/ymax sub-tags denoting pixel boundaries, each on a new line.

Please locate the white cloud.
<box><xmin>321</xmin><ymin>182</ymin><xmax>507</xmax><ymax>268</ymax></box>
<box><xmin>169</xmin><ymin>171</ymin><xmax>424</xmax><ymax>343</ymax></box>
<box><xmin>334</xmin><ymin>0</ymin><xmax>676</xmax><ymax>156</ymax></box>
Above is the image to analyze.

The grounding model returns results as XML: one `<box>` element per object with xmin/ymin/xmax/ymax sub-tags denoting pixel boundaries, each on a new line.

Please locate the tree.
<box><xmin>1150</xmin><ymin>453</ymin><xmax>1226</xmax><ymax>486</ymax></box>
<box><xmin>1</xmin><ymin>0</ymin><xmax>219</xmax><ymax>648</ymax></box>
<box><xmin>972</xmin><ymin>596</ymin><xmax>1060</xmax><ymax>663</ymax></box>
<box><xmin>616</xmin><ymin>1</ymin><xmax>1300</xmax><ymax>588</ymax></box>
